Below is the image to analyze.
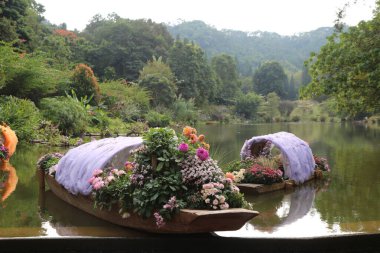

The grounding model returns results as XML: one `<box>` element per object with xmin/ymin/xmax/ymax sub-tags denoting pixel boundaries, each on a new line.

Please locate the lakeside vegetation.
<box><xmin>0</xmin><ymin>0</ymin><xmax>379</xmax><ymax>145</ymax></box>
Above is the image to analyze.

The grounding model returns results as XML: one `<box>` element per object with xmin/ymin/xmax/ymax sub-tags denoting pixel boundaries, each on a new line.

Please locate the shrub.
<box><xmin>171</xmin><ymin>96</ymin><xmax>198</xmax><ymax>124</ymax></box>
<box><xmin>0</xmin><ymin>96</ymin><xmax>41</xmax><ymax>141</ymax></box>
<box><xmin>101</xmin><ymin>80</ymin><xmax>150</xmax><ymax>121</ymax></box>
<box><xmin>70</xmin><ymin>64</ymin><xmax>100</xmax><ymax>105</ymax></box>
<box><xmin>39</xmin><ymin>96</ymin><xmax>89</xmax><ymax>136</ymax></box>
<box><xmin>235</xmin><ymin>92</ymin><xmax>263</xmax><ymax>119</ymax></box>
<box><xmin>145</xmin><ymin>111</ymin><xmax>170</xmax><ymax>127</ymax></box>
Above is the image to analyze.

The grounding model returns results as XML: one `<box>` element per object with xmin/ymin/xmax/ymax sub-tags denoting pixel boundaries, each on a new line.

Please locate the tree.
<box><xmin>82</xmin><ymin>16</ymin><xmax>173</xmax><ymax>80</ymax></box>
<box><xmin>211</xmin><ymin>54</ymin><xmax>240</xmax><ymax>104</ymax></box>
<box><xmin>0</xmin><ymin>42</ymin><xmax>70</xmax><ymax>103</ymax></box>
<box><xmin>253</xmin><ymin>61</ymin><xmax>288</xmax><ymax>98</ymax></box>
<box><xmin>138</xmin><ymin>57</ymin><xmax>177</xmax><ymax>107</ymax></box>
<box><xmin>70</xmin><ymin>64</ymin><xmax>100</xmax><ymax>104</ymax></box>
<box><xmin>0</xmin><ymin>0</ymin><xmax>48</xmax><ymax>51</ymax></box>
<box><xmin>168</xmin><ymin>40</ymin><xmax>216</xmax><ymax>105</ymax></box>
<box><xmin>302</xmin><ymin>3</ymin><xmax>380</xmax><ymax>117</ymax></box>
<box><xmin>235</xmin><ymin>92</ymin><xmax>263</xmax><ymax>119</ymax></box>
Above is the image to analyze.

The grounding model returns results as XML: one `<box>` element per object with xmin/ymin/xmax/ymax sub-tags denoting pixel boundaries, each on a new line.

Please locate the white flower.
<box><xmin>122</xmin><ymin>212</ymin><xmax>131</xmax><ymax>219</ymax></box>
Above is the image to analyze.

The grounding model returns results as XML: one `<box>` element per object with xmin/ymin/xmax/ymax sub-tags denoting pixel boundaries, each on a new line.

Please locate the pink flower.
<box><xmin>178</xmin><ymin>143</ymin><xmax>189</xmax><ymax>152</ymax></box>
<box><xmin>92</xmin><ymin>169</ymin><xmax>103</xmax><ymax>176</ymax></box>
<box><xmin>93</xmin><ymin>180</ymin><xmax>105</xmax><ymax>190</ymax></box>
<box><xmin>88</xmin><ymin>176</ymin><xmax>96</xmax><ymax>184</ymax></box>
<box><xmin>107</xmin><ymin>175</ymin><xmax>115</xmax><ymax>182</ymax></box>
<box><xmin>220</xmin><ymin>203</ymin><xmax>229</xmax><ymax>210</ymax></box>
<box><xmin>202</xmin><ymin>183</ymin><xmax>213</xmax><ymax>190</ymax></box>
<box><xmin>196</xmin><ymin>147</ymin><xmax>209</xmax><ymax>161</ymax></box>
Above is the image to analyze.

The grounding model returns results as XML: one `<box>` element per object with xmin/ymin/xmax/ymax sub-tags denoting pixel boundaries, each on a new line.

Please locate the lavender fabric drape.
<box><xmin>240</xmin><ymin>132</ymin><xmax>315</xmax><ymax>184</ymax></box>
<box><xmin>55</xmin><ymin>137</ymin><xmax>143</xmax><ymax>195</ymax></box>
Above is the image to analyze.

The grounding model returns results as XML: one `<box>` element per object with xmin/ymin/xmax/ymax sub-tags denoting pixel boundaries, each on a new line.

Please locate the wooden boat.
<box><xmin>237</xmin><ymin>169</ymin><xmax>324</xmax><ymax>194</ymax></box>
<box><xmin>236</xmin><ymin>132</ymin><xmax>328</xmax><ymax>195</ymax></box>
<box><xmin>39</xmin><ymin>170</ymin><xmax>259</xmax><ymax>234</ymax></box>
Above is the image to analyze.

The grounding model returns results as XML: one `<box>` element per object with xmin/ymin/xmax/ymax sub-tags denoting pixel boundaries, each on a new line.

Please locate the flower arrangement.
<box><xmin>314</xmin><ymin>155</ymin><xmax>330</xmax><ymax>172</ymax></box>
<box><xmin>0</xmin><ymin>145</ymin><xmax>9</xmax><ymax>161</ymax></box>
<box><xmin>88</xmin><ymin>126</ymin><xmax>248</xmax><ymax>228</ymax></box>
<box><xmin>37</xmin><ymin>153</ymin><xmax>64</xmax><ymax>175</ymax></box>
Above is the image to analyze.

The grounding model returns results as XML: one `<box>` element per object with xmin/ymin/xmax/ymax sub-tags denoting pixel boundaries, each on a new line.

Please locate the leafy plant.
<box><xmin>39</xmin><ymin>96</ymin><xmax>89</xmax><ymax>136</ymax></box>
<box><xmin>0</xmin><ymin>96</ymin><xmax>41</xmax><ymax>141</ymax></box>
<box><xmin>145</xmin><ymin>111</ymin><xmax>170</xmax><ymax>127</ymax></box>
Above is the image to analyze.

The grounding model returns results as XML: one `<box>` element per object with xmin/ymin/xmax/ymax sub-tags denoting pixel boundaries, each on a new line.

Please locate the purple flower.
<box><xmin>196</xmin><ymin>147</ymin><xmax>209</xmax><ymax>161</ymax></box>
<box><xmin>154</xmin><ymin>212</ymin><xmax>165</xmax><ymax>228</ymax></box>
<box><xmin>178</xmin><ymin>143</ymin><xmax>189</xmax><ymax>152</ymax></box>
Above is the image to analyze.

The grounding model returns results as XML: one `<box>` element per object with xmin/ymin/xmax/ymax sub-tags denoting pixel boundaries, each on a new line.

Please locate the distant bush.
<box><xmin>0</xmin><ymin>96</ymin><xmax>41</xmax><ymax>141</ymax></box>
<box><xmin>101</xmin><ymin>80</ymin><xmax>150</xmax><ymax>122</ymax></box>
<box><xmin>70</xmin><ymin>64</ymin><xmax>100</xmax><ymax>105</ymax></box>
<box><xmin>39</xmin><ymin>97</ymin><xmax>88</xmax><ymax>136</ymax></box>
<box><xmin>171</xmin><ymin>96</ymin><xmax>198</xmax><ymax>124</ymax></box>
<box><xmin>235</xmin><ymin>92</ymin><xmax>262</xmax><ymax>119</ymax></box>
<box><xmin>145</xmin><ymin>111</ymin><xmax>170</xmax><ymax>127</ymax></box>
<box><xmin>291</xmin><ymin>115</ymin><xmax>300</xmax><ymax>122</ymax></box>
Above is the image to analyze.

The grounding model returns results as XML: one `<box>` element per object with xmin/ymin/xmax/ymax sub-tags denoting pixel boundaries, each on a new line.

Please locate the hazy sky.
<box><xmin>36</xmin><ymin>0</ymin><xmax>376</xmax><ymax>35</ymax></box>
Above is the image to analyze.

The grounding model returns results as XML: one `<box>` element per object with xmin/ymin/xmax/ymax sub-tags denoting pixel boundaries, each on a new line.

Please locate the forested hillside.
<box><xmin>168</xmin><ymin>21</ymin><xmax>334</xmax><ymax>75</ymax></box>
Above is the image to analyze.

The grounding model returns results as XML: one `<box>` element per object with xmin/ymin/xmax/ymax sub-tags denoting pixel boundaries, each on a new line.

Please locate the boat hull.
<box><xmin>44</xmin><ymin>173</ymin><xmax>259</xmax><ymax>234</ymax></box>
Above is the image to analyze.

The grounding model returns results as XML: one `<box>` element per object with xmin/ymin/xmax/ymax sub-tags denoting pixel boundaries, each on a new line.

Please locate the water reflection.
<box><xmin>39</xmin><ymin>190</ymin><xmax>151</xmax><ymax>237</ymax></box>
<box><xmin>0</xmin><ymin>161</ymin><xmax>18</xmax><ymax>204</ymax></box>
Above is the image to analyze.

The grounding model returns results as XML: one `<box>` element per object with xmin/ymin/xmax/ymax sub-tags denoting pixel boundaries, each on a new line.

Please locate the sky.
<box><xmin>36</xmin><ymin>0</ymin><xmax>376</xmax><ymax>35</ymax></box>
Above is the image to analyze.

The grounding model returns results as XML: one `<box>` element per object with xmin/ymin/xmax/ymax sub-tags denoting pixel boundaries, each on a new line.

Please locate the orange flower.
<box><xmin>190</xmin><ymin>134</ymin><xmax>198</xmax><ymax>144</ymax></box>
<box><xmin>183</xmin><ymin>126</ymin><xmax>193</xmax><ymax>137</ymax></box>
<box><xmin>225</xmin><ymin>172</ymin><xmax>235</xmax><ymax>181</ymax></box>
<box><xmin>201</xmin><ymin>142</ymin><xmax>210</xmax><ymax>150</ymax></box>
<box><xmin>198</xmin><ymin>134</ymin><xmax>205</xmax><ymax>142</ymax></box>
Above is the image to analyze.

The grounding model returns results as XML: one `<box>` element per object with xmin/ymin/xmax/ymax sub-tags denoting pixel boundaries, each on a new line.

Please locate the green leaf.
<box><xmin>156</xmin><ymin>162</ymin><xmax>164</xmax><ymax>171</ymax></box>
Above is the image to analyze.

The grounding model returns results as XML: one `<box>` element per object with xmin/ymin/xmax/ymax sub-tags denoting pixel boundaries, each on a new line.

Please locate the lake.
<box><xmin>1</xmin><ymin>122</ymin><xmax>379</xmax><ymax>238</ymax></box>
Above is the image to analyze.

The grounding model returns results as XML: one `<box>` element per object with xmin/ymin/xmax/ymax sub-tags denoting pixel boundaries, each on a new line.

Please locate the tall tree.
<box><xmin>211</xmin><ymin>54</ymin><xmax>240</xmax><ymax>104</ymax></box>
<box><xmin>168</xmin><ymin>40</ymin><xmax>216</xmax><ymax>105</ymax></box>
<box><xmin>138</xmin><ymin>57</ymin><xmax>177</xmax><ymax>107</ymax></box>
<box><xmin>253</xmin><ymin>61</ymin><xmax>288</xmax><ymax>98</ymax></box>
<box><xmin>302</xmin><ymin>2</ymin><xmax>380</xmax><ymax>116</ymax></box>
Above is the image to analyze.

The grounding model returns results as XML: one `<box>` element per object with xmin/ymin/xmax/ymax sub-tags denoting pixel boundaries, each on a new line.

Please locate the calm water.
<box><xmin>0</xmin><ymin>123</ymin><xmax>379</xmax><ymax>238</ymax></box>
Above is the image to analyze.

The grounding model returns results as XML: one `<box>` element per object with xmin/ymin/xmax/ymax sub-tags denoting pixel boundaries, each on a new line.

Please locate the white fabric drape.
<box><xmin>240</xmin><ymin>132</ymin><xmax>315</xmax><ymax>184</ymax></box>
<box><xmin>56</xmin><ymin>137</ymin><xmax>143</xmax><ymax>195</ymax></box>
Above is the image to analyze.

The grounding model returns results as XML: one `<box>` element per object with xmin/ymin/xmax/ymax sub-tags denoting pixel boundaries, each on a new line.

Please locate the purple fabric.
<box><xmin>55</xmin><ymin>137</ymin><xmax>143</xmax><ymax>195</ymax></box>
<box><xmin>240</xmin><ymin>132</ymin><xmax>315</xmax><ymax>184</ymax></box>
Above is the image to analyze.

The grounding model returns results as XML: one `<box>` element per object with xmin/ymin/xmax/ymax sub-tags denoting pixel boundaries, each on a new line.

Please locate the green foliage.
<box><xmin>235</xmin><ymin>92</ymin><xmax>263</xmax><ymax>119</ymax></box>
<box><xmin>70</xmin><ymin>64</ymin><xmax>100</xmax><ymax>104</ymax></box>
<box><xmin>303</xmin><ymin>6</ymin><xmax>380</xmax><ymax>117</ymax></box>
<box><xmin>211</xmin><ymin>54</ymin><xmax>240</xmax><ymax>104</ymax></box>
<box><xmin>36</xmin><ymin>153</ymin><xmax>63</xmax><ymax>173</ymax></box>
<box><xmin>170</xmin><ymin>96</ymin><xmax>198</xmax><ymax>124</ymax></box>
<box><xmin>279</xmin><ymin>100</ymin><xmax>296</xmax><ymax>118</ymax></box>
<box><xmin>0</xmin><ymin>43</ymin><xmax>71</xmax><ymax>103</ymax></box>
<box><xmin>138</xmin><ymin>57</ymin><xmax>177</xmax><ymax>107</ymax></box>
<box><xmin>82</xmin><ymin>16</ymin><xmax>173</xmax><ymax>80</ymax></box>
<box><xmin>253</xmin><ymin>61</ymin><xmax>288</xmax><ymax>98</ymax></box>
<box><xmin>132</xmin><ymin>171</ymin><xmax>184</xmax><ymax>218</ymax></box>
<box><xmin>257</xmin><ymin>92</ymin><xmax>281</xmax><ymax>122</ymax></box>
<box><xmin>145</xmin><ymin>111</ymin><xmax>170</xmax><ymax>128</ymax></box>
<box><xmin>0</xmin><ymin>95</ymin><xmax>41</xmax><ymax>141</ymax></box>
<box><xmin>168</xmin><ymin>40</ymin><xmax>216</xmax><ymax>104</ymax></box>
<box><xmin>39</xmin><ymin>96</ymin><xmax>89</xmax><ymax>136</ymax></box>
<box><xmin>101</xmin><ymin>80</ymin><xmax>150</xmax><ymax>122</ymax></box>
<box><xmin>168</xmin><ymin>20</ymin><xmax>333</xmax><ymax>76</ymax></box>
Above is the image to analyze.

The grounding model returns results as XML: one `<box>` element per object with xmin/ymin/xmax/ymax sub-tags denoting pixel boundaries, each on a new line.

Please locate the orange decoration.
<box><xmin>183</xmin><ymin>126</ymin><xmax>193</xmax><ymax>137</ymax></box>
<box><xmin>0</xmin><ymin>125</ymin><xmax>18</xmax><ymax>159</ymax></box>
<box><xmin>198</xmin><ymin>134</ymin><xmax>205</xmax><ymax>142</ymax></box>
